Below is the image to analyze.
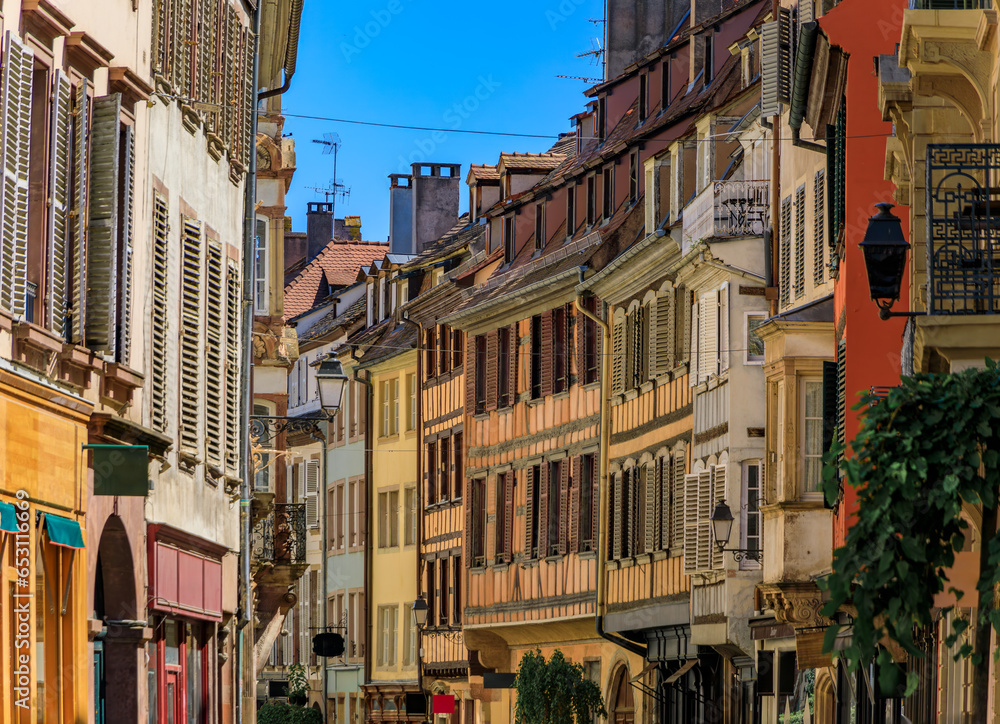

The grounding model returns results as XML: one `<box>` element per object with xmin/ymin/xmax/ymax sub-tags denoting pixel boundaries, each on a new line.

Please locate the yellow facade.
<box><xmin>0</xmin><ymin>372</ymin><xmax>91</xmax><ymax>723</ymax></box>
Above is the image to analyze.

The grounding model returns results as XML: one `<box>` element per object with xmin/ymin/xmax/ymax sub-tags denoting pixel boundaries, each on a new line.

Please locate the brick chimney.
<box><xmin>306</xmin><ymin>202</ymin><xmax>334</xmax><ymax>261</ymax></box>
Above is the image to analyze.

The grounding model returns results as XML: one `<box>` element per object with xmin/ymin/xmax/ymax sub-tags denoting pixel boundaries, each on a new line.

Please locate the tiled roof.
<box><xmin>469</xmin><ymin>164</ymin><xmax>500</xmax><ymax>181</ymax></box>
<box><xmin>401</xmin><ymin>214</ymin><xmax>485</xmax><ymax>267</ymax></box>
<box><xmin>547</xmin><ymin>133</ymin><xmax>577</xmax><ymax>157</ymax></box>
<box><xmin>296</xmin><ymin>294</ymin><xmax>367</xmax><ymax>343</ymax></box>
<box><xmin>498</xmin><ymin>152</ymin><xmax>567</xmax><ymax>171</ymax></box>
<box><xmin>284</xmin><ymin>240</ymin><xmax>389</xmax><ymax>318</ymax></box>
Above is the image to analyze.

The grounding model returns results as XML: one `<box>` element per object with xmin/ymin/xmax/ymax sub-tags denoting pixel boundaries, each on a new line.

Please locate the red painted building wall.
<box><xmin>821</xmin><ymin>0</ymin><xmax>910</xmax><ymax>548</ymax></box>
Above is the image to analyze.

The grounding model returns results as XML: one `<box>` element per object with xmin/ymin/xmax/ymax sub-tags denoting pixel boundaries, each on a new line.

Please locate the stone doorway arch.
<box><xmin>609</xmin><ymin>665</ymin><xmax>635</xmax><ymax>724</ymax></box>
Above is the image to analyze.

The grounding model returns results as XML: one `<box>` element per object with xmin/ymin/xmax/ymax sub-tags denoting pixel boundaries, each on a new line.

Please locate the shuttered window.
<box><xmin>474</xmin><ymin>334</ymin><xmax>487</xmax><ymax>413</ymax></box>
<box><xmin>671</xmin><ymin>445</ymin><xmax>686</xmax><ymax>549</ymax></box>
<box><xmin>525</xmin><ymin>465</ymin><xmax>540</xmax><ymax>559</ymax></box>
<box><xmin>794</xmin><ymin>185</ymin><xmax>806</xmax><ymax>300</ymax></box>
<box><xmin>117</xmin><ymin>124</ymin><xmax>136</xmax><ymax>363</ymax></box>
<box><xmin>204</xmin><ymin>242</ymin><xmax>225</xmax><ymax>469</ymax></box>
<box><xmin>779</xmin><ymin>196</ymin><xmax>792</xmax><ymax>307</ymax></box>
<box><xmin>689</xmin><ymin>300</ymin><xmax>699</xmax><ymax>385</ymax></box>
<box><xmin>69</xmin><ymin>81</ymin><xmax>89</xmax><ymax>344</ymax></box>
<box><xmin>0</xmin><ymin>32</ymin><xmax>32</xmax><ymax>317</ymax></box>
<box><xmin>611</xmin><ymin>316</ymin><xmax>625</xmax><ymax>394</ymax></box>
<box><xmin>579</xmin><ymin>295</ymin><xmax>600</xmax><ymax>385</ymax></box>
<box><xmin>469</xmin><ymin>478</ymin><xmax>486</xmax><ymax>567</ymax></box>
<box><xmin>718</xmin><ymin>283</ymin><xmax>730</xmax><ymax>371</ymax></box>
<box><xmin>225</xmin><ymin>260</ymin><xmax>240</xmax><ymax>473</ymax></box>
<box><xmin>494</xmin><ymin>472</ymin><xmax>512</xmax><ymax>564</ymax></box>
<box><xmin>697</xmin><ymin>290</ymin><xmax>718</xmax><ymax>384</ymax></box>
<box><xmin>827</xmin><ymin>97</ymin><xmax>846</xmax><ymax>251</ymax></box>
<box><xmin>742</xmin><ymin>462</ymin><xmax>763</xmax><ymax>567</ymax></box>
<box><xmin>553</xmin><ymin>306</ymin><xmax>570</xmax><ymax>394</ymax></box>
<box><xmin>651</xmin><ymin>292</ymin><xmax>675</xmax><ymax>376</ymax></box>
<box><xmin>150</xmin><ymin>193</ymin><xmax>171</xmax><ymax>432</ymax></box>
<box><xmin>814</xmin><ymin>170</ymin><xmax>826</xmax><ymax>285</ymax></box>
<box><xmin>530</xmin><ymin>315</ymin><xmax>543</xmax><ymax>399</ymax></box>
<box><xmin>179</xmin><ymin>217</ymin><xmax>203</xmax><ymax>456</ymax></box>
<box><xmin>47</xmin><ymin>71</ymin><xmax>72</xmax><ymax>333</ymax></box>
<box><xmin>683</xmin><ymin>463</ymin><xmax>725</xmax><ymax>572</ymax></box>
<box><xmin>306</xmin><ymin>460</ymin><xmax>320</xmax><ymax>529</ymax></box>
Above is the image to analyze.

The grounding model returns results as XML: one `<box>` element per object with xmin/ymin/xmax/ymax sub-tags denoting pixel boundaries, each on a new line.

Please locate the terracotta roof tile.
<box><xmin>498</xmin><ymin>152</ymin><xmax>567</xmax><ymax>171</ymax></box>
<box><xmin>469</xmin><ymin>164</ymin><xmax>500</xmax><ymax>181</ymax></box>
<box><xmin>284</xmin><ymin>240</ymin><xmax>389</xmax><ymax>318</ymax></box>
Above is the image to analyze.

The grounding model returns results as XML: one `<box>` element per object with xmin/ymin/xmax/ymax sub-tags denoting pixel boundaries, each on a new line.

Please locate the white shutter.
<box><xmin>710</xmin><ymin>464</ymin><xmax>726</xmax><ymax>569</ymax></box>
<box><xmin>0</xmin><ymin>32</ymin><xmax>33</xmax><ymax>315</ymax></box>
<box><xmin>699</xmin><ymin>291</ymin><xmax>718</xmax><ymax>382</ymax></box>
<box><xmin>150</xmin><ymin>193</ymin><xmax>170</xmax><ymax>432</ymax></box>
<box><xmin>86</xmin><ymin>94</ymin><xmax>122</xmax><ymax>355</ymax></box>
<box><xmin>70</xmin><ymin>81</ymin><xmax>89</xmax><ymax>344</ymax></box>
<box><xmin>306</xmin><ymin>459</ymin><xmax>320</xmax><ymax>529</ymax></box>
<box><xmin>205</xmin><ymin>242</ymin><xmax>225</xmax><ymax>467</ymax></box>
<box><xmin>799</xmin><ymin>0</ymin><xmax>815</xmax><ymax>25</ymax></box>
<box><xmin>683</xmin><ymin>472</ymin><xmax>700</xmax><ymax>572</ymax></box>
<box><xmin>759</xmin><ymin>21</ymin><xmax>781</xmax><ymax>118</ymax></box>
<box><xmin>697</xmin><ymin>469</ymin><xmax>712</xmax><ymax>570</ymax></box>
<box><xmin>47</xmin><ymin>70</ymin><xmax>71</xmax><ymax>332</ymax></box>
<box><xmin>719</xmin><ymin>283</ymin><xmax>730</xmax><ymax>371</ymax></box>
<box><xmin>225</xmin><ymin>260</ymin><xmax>241</xmax><ymax>473</ymax></box>
<box><xmin>117</xmin><ymin>123</ymin><xmax>135</xmax><ymax>363</ymax></box>
<box><xmin>689</xmin><ymin>301</ymin><xmax>699</xmax><ymax>385</ymax></box>
<box><xmin>672</xmin><ymin>446</ymin><xmax>686</xmax><ymax>549</ymax></box>
<box><xmin>179</xmin><ymin>217</ymin><xmax>203</xmax><ymax>454</ymax></box>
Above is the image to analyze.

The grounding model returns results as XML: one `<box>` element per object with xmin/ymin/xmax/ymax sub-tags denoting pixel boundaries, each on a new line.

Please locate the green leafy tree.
<box><xmin>514</xmin><ymin>649</ymin><xmax>606</xmax><ymax>724</ymax></box>
<box><xmin>257</xmin><ymin>700</ymin><xmax>323</xmax><ymax>724</ymax></box>
<box><xmin>820</xmin><ymin>360</ymin><xmax>1000</xmax><ymax>722</ymax></box>
<box><xmin>287</xmin><ymin>663</ymin><xmax>310</xmax><ymax>704</ymax></box>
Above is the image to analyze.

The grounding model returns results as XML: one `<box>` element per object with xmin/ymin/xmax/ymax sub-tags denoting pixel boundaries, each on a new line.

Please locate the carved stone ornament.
<box><xmin>758</xmin><ymin>582</ymin><xmax>832</xmax><ymax>630</ymax></box>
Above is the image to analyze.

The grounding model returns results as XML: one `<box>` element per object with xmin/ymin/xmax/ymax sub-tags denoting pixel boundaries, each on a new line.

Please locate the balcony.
<box><xmin>926</xmin><ymin>144</ymin><xmax>1000</xmax><ymax>315</ymax></box>
<box><xmin>909</xmin><ymin>0</ymin><xmax>988</xmax><ymax>8</ymax></box>
<box><xmin>252</xmin><ymin>503</ymin><xmax>307</xmax><ymax>567</ymax></box>
<box><xmin>682</xmin><ymin>180</ymin><xmax>769</xmax><ymax>249</ymax></box>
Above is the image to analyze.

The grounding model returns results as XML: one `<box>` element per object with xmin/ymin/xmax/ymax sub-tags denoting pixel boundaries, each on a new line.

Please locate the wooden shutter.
<box><xmin>611</xmin><ymin>318</ymin><xmax>625</xmax><ymax>394</ymax></box>
<box><xmin>822</xmin><ymin>360</ymin><xmax>837</xmax><ymax>458</ymax></box>
<box><xmin>523</xmin><ymin>467</ymin><xmax>535</xmax><ymax>558</ymax></box>
<box><xmin>575</xmin><ymin>303</ymin><xmax>586</xmax><ymax>383</ymax></box>
<box><xmin>306</xmin><ymin>460</ymin><xmax>320</xmax><ymax>529</ymax></box>
<box><xmin>689</xmin><ymin>301</ymin><xmax>699</xmax><ymax>385</ymax></box>
<box><xmin>612</xmin><ymin>472</ymin><xmax>623</xmax><ymax>559</ymax></box>
<box><xmin>241</xmin><ymin>24</ymin><xmax>254</xmax><ymax>168</ymax></box>
<box><xmin>683</xmin><ymin>472</ymin><xmax>700</xmax><ymax>571</ymax></box>
<box><xmin>47</xmin><ymin>70</ymin><xmax>72</xmax><ymax>332</ymax></box>
<box><xmin>485</xmin><ymin>329</ymin><xmax>499</xmax><ymax>411</ymax></box>
<box><xmin>540</xmin><ymin>311</ymin><xmax>554</xmax><ymax>397</ymax></box>
<box><xmin>710</xmin><ymin>465</ymin><xmax>725</xmax><ymax>568</ymax></box>
<box><xmin>795</xmin><ymin>185</ymin><xmax>806</xmax><ymax>299</ymax></box>
<box><xmin>827</xmin><ymin>98</ymin><xmax>846</xmax><ymax>250</ymax></box>
<box><xmin>780</xmin><ymin>196</ymin><xmax>792</xmax><ymax>306</ymax></box>
<box><xmin>538</xmin><ymin>463</ymin><xmax>550</xmax><ymax>557</ymax></box>
<box><xmin>425</xmin><ymin>328</ymin><xmax>435</xmax><ymax>378</ymax></box>
<box><xmin>503</xmin><ymin>471</ymin><xmax>514</xmax><ymax>561</ymax></box>
<box><xmin>86</xmin><ymin>94</ymin><xmax>122</xmax><ymax>355</ymax></box>
<box><xmin>564</xmin><ymin>303</ymin><xmax>574</xmax><ymax>387</ymax></box>
<box><xmin>672</xmin><ymin>446</ymin><xmax>686</xmax><ymax>549</ymax></box>
<box><xmin>719</xmin><ymin>283</ymin><xmax>730</xmax><ymax>371</ymax></box>
<box><xmin>0</xmin><ymin>33</ymin><xmax>32</xmax><ymax>316</ymax></box>
<box><xmin>225</xmin><ymin>260</ymin><xmax>240</xmax><ymax>473</ymax></box>
<box><xmin>117</xmin><ymin>124</ymin><xmax>135</xmax><ymax>363</ymax></box>
<box><xmin>465</xmin><ymin>334</ymin><xmax>476</xmax><ymax>414</ymax></box>
<box><xmin>625</xmin><ymin>467</ymin><xmax>636</xmax><ymax>557</ymax></box>
<box><xmin>70</xmin><ymin>81</ymin><xmax>89</xmax><ymax>343</ymax></box>
<box><xmin>759</xmin><ymin>10</ymin><xmax>791</xmax><ymax>118</ymax></box>
<box><xmin>508</xmin><ymin>323</ymin><xmax>519</xmax><ymax>405</ymax></box>
<box><xmin>624</xmin><ymin>310</ymin><xmax>635</xmax><ymax>390</ymax></box>
<box><xmin>179</xmin><ymin>217</ymin><xmax>203</xmax><ymax>454</ymax></box>
<box><xmin>814</xmin><ymin>170</ymin><xmax>826</xmax><ymax>285</ymax></box>
<box><xmin>465</xmin><ymin>479</ymin><xmax>474</xmax><ymax>567</ymax></box>
<box><xmin>590</xmin><ymin>455</ymin><xmax>600</xmax><ymax>550</ymax></box>
<box><xmin>696</xmin><ymin>469</ymin><xmax>713</xmax><ymax>570</ymax></box>
<box><xmin>652</xmin><ymin>293</ymin><xmax>675</xmax><ymax>375</ymax></box>
<box><xmin>659</xmin><ymin>458</ymin><xmax>670</xmax><ymax>550</ymax></box>
<box><xmin>645</xmin><ymin>463</ymin><xmax>656</xmax><ymax>554</ymax></box>
<box><xmin>557</xmin><ymin>461</ymin><xmax>569</xmax><ymax>555</ymax></box>
<box><xmin>205</xmin><ymin>242</ymin><xmax>225</xmax><ymax>467</ymax></box>
<box><xmin>570</xmin><ymin>457</ymin><xmax>582</xmax><ymax>553</ymax></box>
<box><xmin>151</xmin><ymin>193</ymin><xmax>171</xmax><ymax>432</ymax></box>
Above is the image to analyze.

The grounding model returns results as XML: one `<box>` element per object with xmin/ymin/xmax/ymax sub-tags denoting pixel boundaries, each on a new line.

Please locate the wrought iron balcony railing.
<box><xmin>682</xmin><ymin>179</ymin><xmax>769</xmax><ymax>246</ymax></box>
<box><xmin>909</xmin><ymin>0</ymin><xmax>990</xmax><ymax>9</ymax></box>
<box><xmin>926</xmin><ymin>144</ymin><xmax>1000</xmax><ymax>314</ymax></box>
<box><xmin>252</xmin><ymin>503</ymin><xmax>307</xmax><ymax>564</ymax></box>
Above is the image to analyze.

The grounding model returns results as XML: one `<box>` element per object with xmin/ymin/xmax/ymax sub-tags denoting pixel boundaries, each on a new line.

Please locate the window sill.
<box><xmin>544</xmin><ymin>554</ymin><xmax>564</xmax><ymax>564</ymax></box>
<box><xmin>634</xmin><ymin>553</ymin><xmax>652</xmax><ymax>565</ymax></box>
<box><xmin>552</xmin><ymin>390</ymin><xmax>570</xmax><ymax>401</ymax></box>
<box><xmin>638</xmin><ymin>380</ymin><xmax>655</xmax><ymax>395</ymax></box>
<box><xmin>520</xmin><ymin>558</ymin><xmax>539</xmax><ymax>568</ymax></box>
<box><xmin>376</xmin><ymin>545</ymin><xmax>401</xmax><ymax>552</ymax></box>
<box><xmin>578</xmin><ymin>550</ymin><xmax>597</xmax><ymax>560</ymax></box>
<box><xmin>470</xmin><ymin>567</ymin><xmax>487</xmax><ymax>575</ymax></box>
<box><xmin>377</xmin><ymin>434</ymin><xmax>400</xmax><ymax>442</ymax></box>
<box><xmin>619</xmin><ymin>557</ymin><xmax>635</xmax><ymax>568</ymax></box>
<box><xmin>492</xmin><ymin>562</ymin><xmax>510</xmax><ymax>572</ymax></box>
<box><xmin>526</xmin><ymin>397</ymin><xmax>544</xmax><ymax>407</ymax></box>
<box><xmin>496</xmin><ymin>405</ymin><xmax>513</xmax><ymax>415</ymax></box>
<box><xmin>607</xmin><ymin>559</ymin><xmax>620</xmax><ymax>571</ymax></box>
<box><xmin>473</xmin><ymin>412</ymin><xmax>490</xmax><ymax>422</ymax></box>
<box><xmin>582</xmin><ymin>380</ymin><xmax>601</xmax><ymax>391</ymax></box>
<box><xmin>650</xmin><ymin>550</ymin><xmax>668</xmax><ymax>562</ymax></box>
<box><xmin>623</xmin><ymin>388</ymin><xmax>639</xmax><ymax>402</ymax></box>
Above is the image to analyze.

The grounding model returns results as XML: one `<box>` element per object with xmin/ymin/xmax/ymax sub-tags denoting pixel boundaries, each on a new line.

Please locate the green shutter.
<box><xmin>827</xmin><ymin>96</ymin><xmax>846</xmax><ymax>250</ymax></box>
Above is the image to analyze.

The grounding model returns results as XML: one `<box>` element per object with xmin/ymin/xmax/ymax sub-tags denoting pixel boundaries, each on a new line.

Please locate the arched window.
<box><xmin>609</xmin><ymin>666</ymin><xmax>635</xmax><ymax>724</ymax></box>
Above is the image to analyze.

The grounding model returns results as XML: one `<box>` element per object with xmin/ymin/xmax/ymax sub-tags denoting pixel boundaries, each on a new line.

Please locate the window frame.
<box><xmin>503</xmin><ymin>214</ymin><xmax>515</xmax><ymax>264</ymax></box>
<box><xmin>740</xmin><ymin>461</ymin><xmax>763</xmax><ymax>570</ymax></box>
<box><xmin>566</xmin><ymin>184</ymin><xmax>576</xmax><ymax>239</ymax></box>
<box><xmin>744</xmin><ymin>312</ymin><xmax>766</xmax><ymax>365</ymax></box>
<box><xmin>534</xmin><ymin>201</ymin><xmax>546</xmax><ymax>251</ymax></box>
<box><xmin>800</xmin><ymin>377</ymin><xmax>825</xmax><ymax>499</ymax></box>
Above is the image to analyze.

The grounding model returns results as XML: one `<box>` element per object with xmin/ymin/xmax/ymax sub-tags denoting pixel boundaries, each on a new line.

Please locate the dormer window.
<box><xmin>661</xmin><ymin>59</ymin><xmax>671</xmax><ymax>111</ymax></box>
<box><xmin>602</xmin><ymin>167</ymin><xmax>614</xmax><ymax>221</ymax></box>
<box><xmin>534</xmin><ymin>202</ymin><xmax>546</xmax><ymax>251</ymax></box>
<box><xmin>638</xmin><ymin>74</ymin><xmax>648</xmax><ymax>122</ymax></box>
<box><xmin>503</xmin><ymin>215</ymin><xmax>515</xmax><ymax>264</ymax></box>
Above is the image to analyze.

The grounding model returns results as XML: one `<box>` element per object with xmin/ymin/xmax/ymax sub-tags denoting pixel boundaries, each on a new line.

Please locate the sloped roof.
<box><xmin>468</xmin><ymin>164</ymin><xmax>500</xmax><ymax>181</ymax></box>
<box><xmin>296</xmin><ymin>294</ymin><xmax>367</xmax><ymax>343</ymax></box>
<box><xmin>284</xmin><ymin>240</ymin><xmax>389</xmax><ymax>318</ymax></box>
<box><xmin>498</xmin><ymin>152</ymin><xmax>567</xmax><ymax>171</ymax></box>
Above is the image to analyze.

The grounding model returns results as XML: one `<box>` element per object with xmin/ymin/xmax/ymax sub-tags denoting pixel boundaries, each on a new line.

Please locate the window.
<box><xmin>530</xmin><ymin>315</ymin><xmax>542</xmax><ymax>399</ymax></box>
<box><xmin>404</xmin><ymin>486</ymin><xmax>417</xmax><ymax>545</ymax></box>
<box><xmin>814</xmin><ymin>170</ymin><xmax>826</xmax><ymax>285</ymax></box>
<box><xmin>704</xmin><ymin>32</ymin><xmax>714</xmax><ymax>83</ymax></box>
<box><xmin>638</xmin><ymin>73</ymin><xmax>648</xmax><ymax>122</ymax></box>
<box><xmin>427</xmin><ymin>441</ymin><xmax>438</xmax><ymax>504</ymax></box>
<box><xmin>582</xmin><ymin>296</ymin><xmax>600</xmax><ymax>385</ymax></box>
<box><xmin>503</xmin><ymin>214</ymin><xmax>515</xmax><ymax>264</ymax></box>
<box><xmin>403</xmin><ymin>608</ymin><xmax>416</xmax><ymax>666</ymax></box>
<box><xmin>407</xmin><ymin>373</ymin><xmax>417</xmax><ymax>431</ymax></box>
<box><xmin>469</xmin><ymin>478</ymin><xmax>487</xmax><ymax>566</ymax></box>
<box><xmin>567</xmin><ymin>184</ymin><xmax>576</xmax><ymax>238</ymax></box>
<box><xmin>586</xmin><ymin>175</ymin><xmax>596</xmax><ymax>226</ymax></box>
<box><xmin>661</xmin><ymin>58</ymin><xmax>671</xmax><ymax>109</ymax></box>
<box><xmin>741</xmin><ymin>461</ymin><xmax>763</xmax><ymax>568</ymax></box>
<box><xmin>381</xmin><ymin>378</ymin><xmax>399</xmax><ymax>436</ymax></box>
<box><xmin>452</xmin><ymin>328</ymin><xmax>463</xmax><ymax>369</ymax></box>
<box><xmin>254</xmin><ymin>218</ymin><xmax>267</xmax><ymax>314</ymax></box>
<box><xmin>377</xmin><ymin>605</ymin><xmax>397</xmax><ymax>666</ymax></box>
<box><xmin>495</xmin><ymin>471</ymin><xmax>513</xmax><ymax>563</ymax></box>
<box><xmin>547</xmin><ymin>460</ymin><xmax>565</xmax><ymax>557</ymax></box>
<box><xmin>780</xmin><ymin>196</ymin><xmax>792</xmax><ymax>306</ymax></box>
<box><xmin>553</xmin><ymin>307</ymin><xmax>568</xmax><ymax>394</ymax></box>
<box><xmin>179</xmin><ymin>219</ymin><xmax>203</xmax><ymax>455</ymax></box>
<box><xmin>204</xmin><ymin>242</ymin><xmax>225</xmax><ymax>468</ymax></box>
<box><xmin>602</xmin><ymin>166</ymin><xmax>614</xmax><ymax>220</ymax></box>
<box><xmin>683</xmin><ymin>463</ymin><xmax>726</xmax><ymax>572</ymax></box>
<box><xmin>438</xmin><ymin>325</ymin><xmax>450</xmax><ymax>374</ymax></box>
<box><xmin>745</xmin><ymin>313</ymin><xmax>766</xmax><ymax>364</ymax></box>
<box><xmin>535</xmin><ymin>202</ymin><xmax>546</xmax><ymax>251</ymax></box>
<box><xmin>802</xmin><ymin>380</ymin><xmax>824</xmax><ymax>494</ymax></box>
<box><xmin>348</xmin><ymin>478</ymin><xmax>360</xmax><ymax>548</ymax></box>
<box><xmin>795</xmin><ymin>185</ymin><xmax>806</xmax><ymax>299</ymax></box>
<box><xmin>498</xmin><ymin>326</ymin><xmax>513</xmax><ymax>407</ymax></box>
<box><xmin>424</xmin><ymin>328</ymin><xmax>436</xmax><ymax>379</ymax></box>
<box><xmin>597</xmin><ymin>96</ymin><xmax>607</xmax><ymax>142</ymax></box>
<box><xmin>474</xmin><ymin>335</ymin><xmax>487</xmax><ymax>413</ymax></box>
<box><xmin>526</xmin><ymin>464</ymin><xmax>541</xmax><ymax>559</ymax></box>
<box><xmin>426</xmin><ymin>560</ymin><xmax>436</xmax><ymax>627</ymax></box>
<box><xmin>579</xmin><ymin>454</ymin><xmax>598</xmax><ymax>551</ymax></box>
<box><xmin>629</xmin><ymin>151</ymin><xmax>639</xmax><ymax>205</ymax></box>
<box><xmin>330</xmin><ymin>480</ymin><xmax>346</xmax><ymax>551</ymax></box>
<box><xmin>150</xmin><ymin>193</ymin><xmax>170</xmax><ymax>432</ymax></box>
<box><xmin>452</xmin><ymin>556</ymin><xmax>462</xmax><ymax>624</ymax></box>
<box><xmin>438</xmin><ymin>561</ymin><xmax>449</xmax><ymax>625</ymax></box>
<box><xmin>378</xmin><ymin>490</ymin><xmax>399</xmax><ymax>548</ymax></box>
<box><xmin>453</xmin><ymin>432</ymin><xmax>463</xmax><ymax>498</ymax></box>
<box><xmin>439</xmin><ymin>437</ymin><xmax>451</xmax><ymax>501</ymax></box>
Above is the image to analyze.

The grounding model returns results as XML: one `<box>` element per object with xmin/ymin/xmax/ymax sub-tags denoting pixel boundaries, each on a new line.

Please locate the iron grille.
<box><xmin>910</xmin><ymin>0</ymin><xmax>989</xmax><ymax>7</ymax></box>
<box><xmin>252</xmin><ymin>503</ymin><xmax>307</xmax><ymax>564</ymax></box>
<box><xmin>926</xmin><ymin>144</ymin><xmax>1000</xmax><ymax>314</ymax></box>
<box><xmin>714</xmin><ymin>180</ymin><xmax>770</xmax><ymax>236</ymax></box>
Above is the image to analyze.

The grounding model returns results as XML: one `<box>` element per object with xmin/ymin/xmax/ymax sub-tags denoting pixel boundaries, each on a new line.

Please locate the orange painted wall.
<box><xmin>821</xmin><ymin>0</ymin><xmax>911</xmax><ymax>548</ymax></box>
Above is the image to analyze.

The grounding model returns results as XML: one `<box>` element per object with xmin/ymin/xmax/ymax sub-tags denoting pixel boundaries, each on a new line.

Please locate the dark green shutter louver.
<box><xmin>827</xmin><ymin>97</ymin><xmax>846</xmax><ymax>251</ymax></box>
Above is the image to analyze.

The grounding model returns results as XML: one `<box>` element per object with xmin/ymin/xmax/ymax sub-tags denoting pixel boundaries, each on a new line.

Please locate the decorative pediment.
<box><xmin>758</xmin><ymin>582</ymin><xmax>831</xmax><ymax>629</ymax></box>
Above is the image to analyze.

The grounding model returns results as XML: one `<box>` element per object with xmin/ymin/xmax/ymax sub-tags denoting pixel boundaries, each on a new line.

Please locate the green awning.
<box><xmin>0</xmin><ymin>501</ymin><xmax>17</xmax><ymax>534</ymax></box>
<box><xmin>43</xmin><ymin>514</ymin><xmax>85</xmax><ymax>549</ymax></box>
<box><xmin>88</xmin><ymin>445</ymin><xmax>150</xmax><ymax>496</ymax></box>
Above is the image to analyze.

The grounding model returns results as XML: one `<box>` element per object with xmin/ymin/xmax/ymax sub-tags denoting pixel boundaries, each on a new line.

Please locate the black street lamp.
<box><xmin>710</xmin><ymin>499</ymin><xmax>763</xmax><ymax>564</ymax></box>
<box><xmin>411</xmin><ymin>594</ymin><xmax>429</xmax><ymax>628</ymax></box>
<box><xmin>315</xmin><ymin>358</ymin><xmax>348</xmax><ymax>415</ymax></box>
<box><xmin>859</xmin><ymin>202</ymin><xmax>914</xmax><ymax>320</ymax></box>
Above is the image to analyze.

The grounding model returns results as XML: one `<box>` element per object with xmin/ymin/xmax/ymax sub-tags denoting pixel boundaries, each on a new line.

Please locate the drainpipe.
<box><xmin>310</xmin><ymin>420</ymin><xmax>331</xmax><ymax>714</ymax></box>
<box><xmin>574</xmin><ymin>266</ymin><xmax>646</xmax><ymax>658</ymax></box>
<box><xmin>351</xmin><ymin>346</ymin><xmax>375</xmax><ymax>693</ymax></box>
<box><xmin>238</xmin><ymin>0</ymin><xmax>262</xmax><ymax>720</ymax></box>
<box><xmin>400</xmin><ymin>310</ymin><xmax>424</xmax><ymax>694</ymax></box>
<box><xmin>769</xmin><ymin>0</ymin><xmax>780</xmax><ymax>317</ymax></box>
<box><xmin>258</xmin><ymin>0</ymin><xmax>303</xmax><ymax>100</ymax></box>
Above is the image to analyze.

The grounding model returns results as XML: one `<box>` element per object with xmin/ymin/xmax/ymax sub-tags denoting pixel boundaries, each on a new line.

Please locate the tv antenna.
<box><xmin>310</xmin><ymin>133</ymin><xmax>350</xmax><ymax>221</ymax></box>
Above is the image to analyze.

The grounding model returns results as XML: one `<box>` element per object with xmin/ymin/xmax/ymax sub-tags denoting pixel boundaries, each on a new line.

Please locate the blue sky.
<box><xmin>280</xmin><ymin>0</ymin><xmax>605</xmax><ymax>242</ymax></box>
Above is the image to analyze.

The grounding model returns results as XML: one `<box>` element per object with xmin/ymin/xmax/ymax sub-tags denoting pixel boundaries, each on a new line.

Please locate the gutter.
<box><xmin>259</xmin><ymin>0</ymin><xmax>303</xmax><ymax>99</ymax></box>
<box><xmin>351</xmin><ymin>345</ymin><xmax>375</xmax><ymax>692</ymax></box>
<box><xmin>788</xmin><ymin>21</ymin><xmax>825</xmax><ymax>154</ymax></box>
<box><xmin>574</xmin><ymin>266</ymin><xmax>646</xmax><ymax>659</ymax></box>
